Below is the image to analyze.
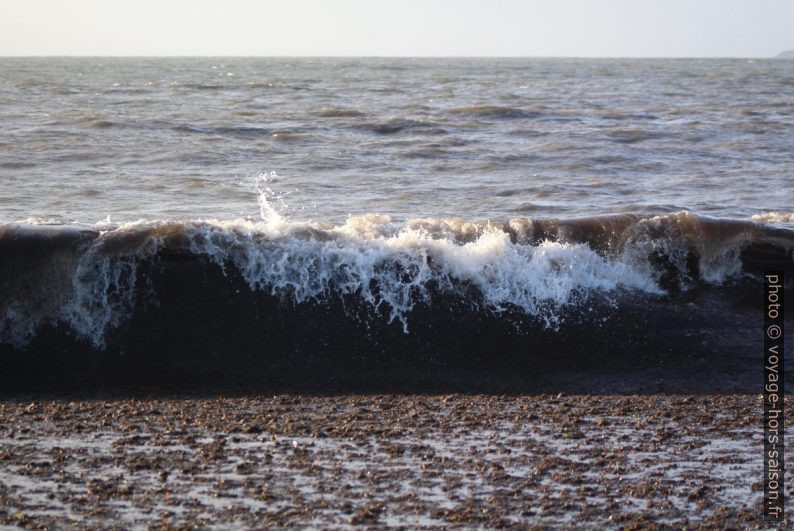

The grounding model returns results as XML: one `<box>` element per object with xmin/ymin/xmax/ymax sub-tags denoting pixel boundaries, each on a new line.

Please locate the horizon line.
<box><xmin>0</xmin><ymin>54</ymin><xmax>785</xmax><ymax>60</ymax></box>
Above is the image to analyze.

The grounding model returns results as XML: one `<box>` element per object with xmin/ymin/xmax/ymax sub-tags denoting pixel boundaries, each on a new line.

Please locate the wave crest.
<box><xmin>0</xmin><ymin>211</ymin><xmax>791</xmax><ymax>348</ymax></box>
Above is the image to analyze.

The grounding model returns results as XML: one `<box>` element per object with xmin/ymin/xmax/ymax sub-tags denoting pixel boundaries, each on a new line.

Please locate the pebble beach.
<box><xmin>0</xmin><ymin>393</ymin><xmax>787</xmax><ymax>528</ymax></box>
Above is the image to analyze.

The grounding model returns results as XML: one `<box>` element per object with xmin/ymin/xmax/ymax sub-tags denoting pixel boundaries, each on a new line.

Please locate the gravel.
<box><xmin>0</xmin><ymin>394</ymin><xmax>789</xmax><ymax>528</ymax></box>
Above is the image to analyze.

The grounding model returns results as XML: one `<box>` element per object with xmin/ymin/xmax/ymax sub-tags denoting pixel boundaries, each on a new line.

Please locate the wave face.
<box><xmin>1</xmin><ymin>212</ymin><xmax>792</xmax><ymax>392</ymax></box>
<box><xmin>1</xmin><ymin>211</ymin><xmax>792</xmax><ymax>347</ymax></box>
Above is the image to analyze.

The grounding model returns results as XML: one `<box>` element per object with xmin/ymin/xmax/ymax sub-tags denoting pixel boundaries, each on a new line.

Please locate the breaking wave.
<box><xmin>1</xmin><ymin>209</ymin><xmax>792</xmax><ymax>349</ymax></box>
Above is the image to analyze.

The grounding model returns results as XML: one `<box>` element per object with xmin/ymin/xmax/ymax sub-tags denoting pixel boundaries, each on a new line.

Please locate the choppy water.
<box><xmin>1</xmin><ymin>57</ymin><xmax>792</xmax><ymax>224</ymax></box>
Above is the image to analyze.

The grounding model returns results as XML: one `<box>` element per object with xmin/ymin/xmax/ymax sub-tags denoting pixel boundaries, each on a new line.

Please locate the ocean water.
<box><xmin>1</xmin><ymin>57</ymin><xmax>792</xmax><ymax>224</ymax></box>
<box><xmin>0</xmin><ymin>58</ymin><xmax>792</xmax><ymax>356</ymax></box>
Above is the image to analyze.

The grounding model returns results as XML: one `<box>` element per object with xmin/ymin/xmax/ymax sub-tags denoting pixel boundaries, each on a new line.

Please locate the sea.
<box><xmin>0</xmin><ymin>57</ymin><xmax>792</xmax><ymax>383</ymax></box>
<box><xmin>1</xmin><ymin>57</ymin><xmax>793</xmax><ymax>223</ymax></box>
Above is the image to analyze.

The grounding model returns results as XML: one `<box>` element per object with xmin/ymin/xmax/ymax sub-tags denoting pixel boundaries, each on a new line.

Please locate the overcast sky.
<box><xmin>2</xmin><ymin>0</ymin><xmax>792</xmax><ymax>57</ymax></box>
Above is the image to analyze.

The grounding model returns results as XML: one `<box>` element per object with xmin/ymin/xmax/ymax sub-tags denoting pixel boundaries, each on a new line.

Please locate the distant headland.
<box><xmin>775</xmin><ymin>49</ymin><xmax>794</xmax><ymax>59</ymax></box>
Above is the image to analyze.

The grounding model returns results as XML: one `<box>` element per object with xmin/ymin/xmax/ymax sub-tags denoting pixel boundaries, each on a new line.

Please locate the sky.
<box><xmin>1</xmin><ymin>0</ymin><xmax>792</xmax><ymax>58</ymax></box>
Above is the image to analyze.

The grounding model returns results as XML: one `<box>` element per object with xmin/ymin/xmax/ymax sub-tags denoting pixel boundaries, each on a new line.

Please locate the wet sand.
<box><xmin>0</xmin><ymin>394</ymin><xmax>788</xmax><ymax>528</ymax></box>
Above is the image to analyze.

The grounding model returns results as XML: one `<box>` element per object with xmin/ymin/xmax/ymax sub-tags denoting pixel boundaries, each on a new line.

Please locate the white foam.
<box><xmin>181</xmin><ymin>215</ymin><xmax>662</xmax><ymax>332</ymax></box>
<box><xmin>63</xmin><ymin>226</ymin><xmax>162</xmax><ymax>347</ymax></box>
<box><xmin>751</xmin><ymin>211</ymin><xmax>794</xmax><ymax>224</ymax></box>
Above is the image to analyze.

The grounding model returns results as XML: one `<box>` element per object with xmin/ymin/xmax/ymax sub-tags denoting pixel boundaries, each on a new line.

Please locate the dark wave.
<box><xmin>446</xmin><ymin>105</ymin><xmax>543</xmax><ymax>120</ymax></box>
<box><xmin>174</xmin><ymin>123</ymin><xmax>273</xmax><ymax>137</ymax></box>
<box><xmin>317</xmin><ymin>108</ymin><xmax>366</xmax><ymax>118</ymax></box>
<box><xmin>0</xmin><ymin>213</ymin><xmax>791</xmax><ymax>392</ymax></box>
<box><xmin>354</xmin><ymin>118</ymin><xmax>447</xmax><ymax>135</ymax></box>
